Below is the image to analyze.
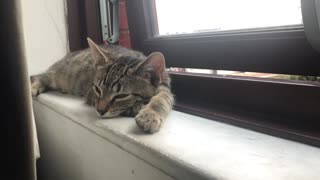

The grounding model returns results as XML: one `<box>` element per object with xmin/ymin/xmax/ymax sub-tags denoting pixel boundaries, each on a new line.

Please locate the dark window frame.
<box><xmin>66</xmin><ymin>0</ymin><xmax>320</xmax><ymax>147</ymax></box>
<box><xmin>127</xmin><ymin>0</ymin><xmax>320</xmax><ymax>76</ymax></box>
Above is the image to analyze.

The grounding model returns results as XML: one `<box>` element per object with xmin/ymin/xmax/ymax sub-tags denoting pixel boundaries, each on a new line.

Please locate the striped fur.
<box><xmin>30</xmin><ymin>38</ymin><xmax>174</xmax><ymax>133</ymax></box>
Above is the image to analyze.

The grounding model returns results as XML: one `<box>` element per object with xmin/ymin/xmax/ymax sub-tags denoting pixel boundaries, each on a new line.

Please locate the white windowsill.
<box><xmin>34</xmin><ymin>92</ymin><xmax>320</xmax><ymax>180</ymax></box>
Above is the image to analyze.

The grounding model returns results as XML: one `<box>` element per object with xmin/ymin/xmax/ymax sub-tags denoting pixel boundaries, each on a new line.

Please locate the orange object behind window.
<box><xmin>119</xmin><ymin>0</ymin><xmax>131</xmax><ymax>48</ymax></box>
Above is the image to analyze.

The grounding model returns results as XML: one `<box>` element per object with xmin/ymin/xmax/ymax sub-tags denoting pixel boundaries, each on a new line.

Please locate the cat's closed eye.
<box><xmin>114</xmin><ymin>94</ymin><xmax>130</xmax><ymax>99</ymax></box>
<box><xmin>93</xmin><ymin>85</ymin><xmax>102</xmax><ymax>96</ymax></box>
<box><xmin>110</xmin><ymin>94</ymin><xmax>130</xmax><ymax>104</ymax></box>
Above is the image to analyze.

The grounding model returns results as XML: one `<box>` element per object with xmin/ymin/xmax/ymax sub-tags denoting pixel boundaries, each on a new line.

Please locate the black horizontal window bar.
<box><xmin>170</xmin><ymin>72</ymin><xmax>320</xmax><ymax>147</ymax></box>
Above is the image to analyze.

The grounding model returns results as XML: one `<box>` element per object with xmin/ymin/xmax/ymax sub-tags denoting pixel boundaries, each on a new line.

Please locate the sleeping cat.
<box><xmin>30</xmin><ymin>38</ymin><xmax>174</xmax><ymax>133</ymax></box>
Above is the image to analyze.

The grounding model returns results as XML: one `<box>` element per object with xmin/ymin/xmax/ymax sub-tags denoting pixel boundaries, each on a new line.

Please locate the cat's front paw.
<box><xmin>122</xmin><ymin>102</ymin><xmax>145</xmax><ymax>117</ymax></box>
<box><xmin>31</xmin><ymin>84</ymin><xmax>42</xmax><ymax>97</ymax></box>
<box><xmin>31</xmin><ymin>88</ymin><xmax>39</xmax><ymax>97</ymax></box>
<box><xmin>30</xmin><ymin>76</ymin><xmax>45</xmax><ymax>97</ymax></box>
<box><xmin>31</xmin><ymin>82</ymin><xmax>45</xmax><ymax>97</ymax></box>
<box><xmin>135</xmin><ymin>108</ymin><xmax>163</xmax><ymax>133</ymax></box>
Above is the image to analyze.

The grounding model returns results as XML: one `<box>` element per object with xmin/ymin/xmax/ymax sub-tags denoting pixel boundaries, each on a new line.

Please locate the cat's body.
<box><xmin>31</xmin><ymin>39</ymin><xmax>174</xmax><ymax>133</ymax></box>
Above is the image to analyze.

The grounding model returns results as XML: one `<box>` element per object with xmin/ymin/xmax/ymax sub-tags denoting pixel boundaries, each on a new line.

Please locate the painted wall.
<box><xmin>21</xmin><ymin>0</ymin><xmax>69</xmax><ymax>75</ymax></box>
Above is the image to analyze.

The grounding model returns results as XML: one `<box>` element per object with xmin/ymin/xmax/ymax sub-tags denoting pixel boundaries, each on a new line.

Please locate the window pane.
<box><xmin>155</xmin><ymin>0</ymin><xmax>302</xmax><ymax>36</ymax></box>
<box><xmin>168</xmin><ymin>68</ymin><xmax>320</xmax><ymax>84</ymax></box>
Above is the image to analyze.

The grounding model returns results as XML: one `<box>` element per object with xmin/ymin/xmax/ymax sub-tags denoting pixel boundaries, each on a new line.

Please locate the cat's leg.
<box><xmin>30</xmin><ymin>74</ymin><xmax>50</xmax><ymax>97</ymax></box>
<box><xmin>122</xmin><ymin>101</ymin><xmax>145</xmax><ymax>117</ymax></box>
<box><xmin>85</xmin><ymin>88</ymin><xmax>97</xmax><ymax>106</ymax></box>
<box><xmin>135</xmin><ymin>85</ymin><xmax>174</xmax><ymax>133</ymax></box>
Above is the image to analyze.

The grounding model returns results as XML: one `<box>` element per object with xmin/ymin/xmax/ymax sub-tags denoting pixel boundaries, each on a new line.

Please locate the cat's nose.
<box><xmin>97</xmin><ymin>109</ymin><xmax>106</xmax><ymax>116</ymax></box>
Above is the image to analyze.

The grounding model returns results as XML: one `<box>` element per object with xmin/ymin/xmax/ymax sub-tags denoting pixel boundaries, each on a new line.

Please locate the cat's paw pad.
<box><xmin>135</xmin><ymin>109</ymin><xmax>163</xmax><ymax>133</ymax></box>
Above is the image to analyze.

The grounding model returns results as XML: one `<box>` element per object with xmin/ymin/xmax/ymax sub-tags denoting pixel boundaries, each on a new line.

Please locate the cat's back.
<box><xmin>49</xmin><ymin>44</ymin><xmax>144</xmax><ymax>72</ymax></box>
<box><xmin>45</xmin><ymin>48</ymin><xmax>94</xmax><ymax>95</ymax></box>
<box><xmin>101</xmin><ymin>44</ymin><xmax>146</xmax><ymax>60</ymax></box>
<box><xmin>46</xmin><ymin>44</ymin><xmax>145</xmax><ymax>95</ymax></box>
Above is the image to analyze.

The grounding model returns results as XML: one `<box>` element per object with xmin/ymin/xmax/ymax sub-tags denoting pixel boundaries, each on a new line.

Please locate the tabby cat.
<box><xmin>31</xmin><ymin>38</ymin><xmax>174</xmax><ymax>133</ymax></box>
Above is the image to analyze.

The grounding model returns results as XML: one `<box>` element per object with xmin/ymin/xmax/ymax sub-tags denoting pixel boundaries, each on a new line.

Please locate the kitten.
<box><xmin>30</xmin><ymin>38</ymin><xmax>174</xmax><ymax>133</ymax></box>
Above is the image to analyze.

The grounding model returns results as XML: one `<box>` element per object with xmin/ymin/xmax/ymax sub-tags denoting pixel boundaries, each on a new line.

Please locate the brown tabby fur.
<box><xmin>31</xmin><ymin>38</ymin><xmax>174</xmax><ymax>133</ymax></box>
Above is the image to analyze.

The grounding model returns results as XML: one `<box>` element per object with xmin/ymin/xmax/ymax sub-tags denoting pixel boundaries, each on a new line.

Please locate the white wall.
<box><xmin>21</xmin><ymin>0</ymin><xmax>69</xmax><ymax>75</ymax></box>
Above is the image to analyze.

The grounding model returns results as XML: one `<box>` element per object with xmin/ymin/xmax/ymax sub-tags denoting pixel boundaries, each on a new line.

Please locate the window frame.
<box><xmin>127</xmin><ymin>0</ymin><xmax>320</xmax><ymax>76</ymax></box>
<box><xmin>125</xmin><ymin>0</ymin><xmax>320</xmax><ymax>147</ymax></box>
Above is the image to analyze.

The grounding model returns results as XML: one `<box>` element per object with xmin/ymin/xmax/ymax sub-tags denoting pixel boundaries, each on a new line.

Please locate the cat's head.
<box><xmin>87</xmin><ymin>38</ymin><xmax>166</xmax><ymax>118</ymax></box>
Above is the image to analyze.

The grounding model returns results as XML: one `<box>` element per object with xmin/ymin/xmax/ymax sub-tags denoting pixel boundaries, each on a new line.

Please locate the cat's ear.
<box><xmin>135</xmin><ymin>52</ymin><xmax>166</xmax><ymax>86</ymax></box>
<box><xmin>87</xmin><ymin>38</ymin><xmax>109</xmax><ymax>68</ymax></box>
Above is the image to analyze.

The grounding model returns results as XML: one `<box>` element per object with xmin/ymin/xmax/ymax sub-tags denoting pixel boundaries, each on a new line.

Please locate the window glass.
<box><xmin>155</xmin><ymin>0</ymin><xmax>302</xmax><ymax>36</ymax></box>
<box><xmin>168</xmin><ymin>68</ymin><xmax>320</xmax><ymax>84</ymax></box>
